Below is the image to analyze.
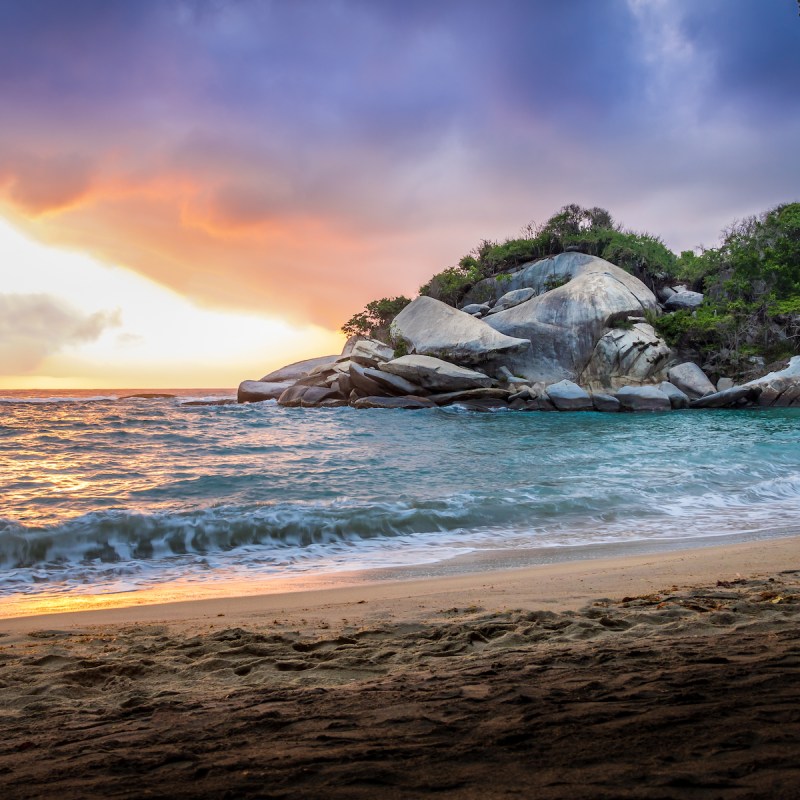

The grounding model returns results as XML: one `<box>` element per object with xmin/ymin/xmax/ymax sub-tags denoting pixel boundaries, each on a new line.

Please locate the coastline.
<box><xmin>2</xmin><ymin>533</ymin><xmax>797</xmax><ymax>632</ymax></box>
<box><xmin>1</xmin><ymin>535</ymin><xmax>799</xmax><ymax>798</ymax></box>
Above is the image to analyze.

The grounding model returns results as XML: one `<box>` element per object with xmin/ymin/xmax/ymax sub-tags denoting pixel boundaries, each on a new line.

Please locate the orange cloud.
<box><xmin>0</xmin><ymin>153</ymin><xmax>471</xmax><ymax>332</ymax></box>
<box><xmin>0</xmin><ymin>152</ymin><xmax>93</xmax><ymax>216</ymax></box>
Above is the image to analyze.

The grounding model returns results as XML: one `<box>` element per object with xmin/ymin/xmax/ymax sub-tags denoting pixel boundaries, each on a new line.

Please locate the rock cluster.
<box><xmin>237</xmin><ymin>251</ymin><xmax>800</xmax><ymax>412</ymax></box>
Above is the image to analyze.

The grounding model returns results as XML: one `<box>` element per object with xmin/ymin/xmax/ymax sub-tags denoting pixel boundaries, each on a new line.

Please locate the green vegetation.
<box><xmin>341</xmin><ymin>296</ymin><xmax>411</xmax><ymax>343</ymax></box>
<box><xmin>652</xmin><ymin>203</ymin><xmax>800</xmax><ymax>371</ymax></box>
<box><xmin>341</xmin><ymin>201</ymin><xmax>800</xmax><ymax>376</ymax></box>
<box><xmin>417</xmin><ymin>203</ymin><xmax>678</xmax><ymax>306</ymax></box>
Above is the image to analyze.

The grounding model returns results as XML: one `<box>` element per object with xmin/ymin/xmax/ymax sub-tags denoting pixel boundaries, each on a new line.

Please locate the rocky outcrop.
<box><xmin>390</xmin><ymin>296</ymin><xmax>531</xmax><ymax>369</ymax></box>
<box><xmin>474</xmin><ymin>254</ymin><xmax>664</xmax><ymax>385</ymax></box>
<box><xmin>380</xmin><ymin>354</ymin><xmax>493</xmax><ymax>392</ymax></box>
<box><xmin>236</xmin><ymin>249</ymin><xmax>797</xmax><ymax>413</ymax></box>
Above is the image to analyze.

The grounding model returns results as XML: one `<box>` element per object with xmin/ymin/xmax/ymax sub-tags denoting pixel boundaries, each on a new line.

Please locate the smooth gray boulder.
<box><xmin>390</xmin><ymin>296</ymin><xmax>531</xmax><ymax>367</ymax></box>
<box><xmin>615</xmin><ymin>385</ymin><xmax>672</xmax><ymax>412</ymax></box>
<box><xmin>659</xmin><ymin>381</ymin><xmax>690</xmax><ymax>409</ymax></box>
<box><xmin>591</xmin><ymin>393</ymin><xmax>621</xmax><ymax>412</ymax></box>
<box><xmin>451</xmin><ymin>399</ymin><xmax>510</xmax><ymax>412</ymax></box>
<box><xmin>657</xmin><ymin>286</ymin><xmax>677</xmax><ymax>302</ymax></box>
<box><xmin>742</xmin><ymin>357</ymin><xmax>800</xmax><ymax>406</ymax></box>
<box><xmin>300</xmin><ymin>386</ymin><xmax>342</xmax><ymax>407</ymax></box>
<box><xmin>260</xmin><ymin>355</ymin><xmax>338</xmax><ymax>383</ymax></box>
<box><xmin>340</xmin><ymin>336</ymin><xmax>394</xmax><ymax>361</ymax></box>
<box><xmin>463</xmin><ymin>252</ymin><xmax>656</xmax><ymax>308</ymax></box>
<box><xmin>460</xmin><ymin>303</ymin><xmax>491</xmax><ymax>316</ymax></box>
<box><xmin>486</xmin><ymin>287</ymin><xmax>536</xmax><ymax>314</ymax></box>
<box><xmin>346</xmin><ymin>338</ymin><xmax>394</xmax><ymax>363</ymax></box>
<box><xmin>668</xmin><ymin>362</ymin><xmax>716</xmax><ymax>399</ymax></box>
<box><xmin>349</xmin><ymin>362</ymin><xmax>388</xmax><ymax>396</ymax></box>
<box><xmin>237</xmin><ymin>380</ymin><xmax>295</xmax><ymax>403</ymax></box>
<box><xmin>745</xmin><ymin>356</ymin><xmax>800</xmax><ymax>386</ymax></box>
<box><xmin>481</xmin><ymin>254</ymin><xmax>662</xmax><ymax>384</ymax></box>
<box><xmin>690</xmin><ymin>385</ymin><xmax>762</xmax><ymax>409</ymax></box>
<box><xmin>545</xmin><ymin>380</ymin><xmax>593</xmax><ymax>411</ymax></box>
<box><xmin>664</xmin><ymin>291</ymin><xmax>704</xmax><ymax>311</ymax></box>
<box><xmin>277</xmin><ymin>385</ymin><xmax>311</xmax><ymax>407</ymax></box>
<box><xmin>380</xmin><ymin>354</ymin><xmax>493</xmax><ymax>392</ymax></box>
<box><xmin>361</xmin><ymin>367</ymin><xmax>427</xmax><ymax>397</ymax></box>
<box><xmin>582</xmin><ymin>323</ymin><xmax>671</xmax><ymax>390</ymax></box>
<box><xmin>353</xmin><ymin>395</ymin><xmax>436</xmax><ymax>410</ymax></box>
<box><xmin>716</xmin><ymin>377</ymin><xmax>735</xmax><ymax>392</ymax></box>
<box><xmin>428</xmin><ymin>388</ymin><xmax>511</xmax><ymax>405</ymax></box>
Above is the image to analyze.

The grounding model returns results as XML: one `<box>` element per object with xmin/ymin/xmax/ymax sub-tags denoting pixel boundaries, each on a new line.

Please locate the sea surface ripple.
<box><xmin>1</xmin><ymin>389</ymin><xmax>799</xmax><ymax>598</ymax></box>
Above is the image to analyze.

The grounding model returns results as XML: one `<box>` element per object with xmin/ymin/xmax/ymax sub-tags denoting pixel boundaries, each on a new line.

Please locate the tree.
<box><xmin>341</xmin><ymin>296</ymin><xmax>412</xmax><ymax>343</ymax></box>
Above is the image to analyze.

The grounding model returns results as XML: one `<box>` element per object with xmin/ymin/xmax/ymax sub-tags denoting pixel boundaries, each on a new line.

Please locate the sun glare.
<box><xmin>0</xmin><ymin>216</ymin><xmax>344</xmax><ymax>388</ymax></box>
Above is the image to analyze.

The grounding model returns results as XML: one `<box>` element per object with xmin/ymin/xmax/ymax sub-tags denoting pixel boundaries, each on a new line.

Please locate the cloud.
<box><xmin>0</xmin><ymin>0</ymin><xmax>797</xmax><ymax>334</ymax></box>
<box><xmin>0</xmin><ymin>294</ymin><xmax>120</xmax><ymax>374</ymax></box>
<box><xmin>0</xmin><ymin>152</ymin><xmax>93</xmax><ymax>215</ymax></box>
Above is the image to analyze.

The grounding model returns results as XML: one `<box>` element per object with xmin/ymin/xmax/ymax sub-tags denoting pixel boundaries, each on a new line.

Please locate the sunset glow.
<box><xmin>1</xmin><ymin>1</ymin><xmax>798</xmax><ymax>388</ymax></box>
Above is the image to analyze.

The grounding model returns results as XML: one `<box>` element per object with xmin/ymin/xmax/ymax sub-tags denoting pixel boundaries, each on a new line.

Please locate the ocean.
<box><xmin>1</xmin><ymin>389</ymin><xmax>799</xmax><ymax>609</ymax></box>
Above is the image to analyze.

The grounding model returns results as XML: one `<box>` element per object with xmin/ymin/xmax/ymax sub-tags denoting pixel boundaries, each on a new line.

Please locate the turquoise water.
<box><xmin>1</xmin><ymin>389</ymin><xmax>799</xmax><ymax>599</ymax></box>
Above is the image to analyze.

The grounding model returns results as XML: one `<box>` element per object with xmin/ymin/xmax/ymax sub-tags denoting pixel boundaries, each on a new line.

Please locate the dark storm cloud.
<box><xmin>677</xmin><ymin>0</ymin><xmax>800</xmax><ymax>115</ymax></box>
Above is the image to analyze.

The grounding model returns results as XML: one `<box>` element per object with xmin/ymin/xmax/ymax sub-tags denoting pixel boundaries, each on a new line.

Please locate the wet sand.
<box><xmin>1</xmin><ymin>538</ymin><xmax>799</xmax><ymax>798</ymax></box>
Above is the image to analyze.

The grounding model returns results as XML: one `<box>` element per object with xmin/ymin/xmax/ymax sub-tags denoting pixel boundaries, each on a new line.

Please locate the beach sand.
<box><xmin>1</xmin><ymin>537</ymin><xmax>799</xmax><ymax>799</ymax></box>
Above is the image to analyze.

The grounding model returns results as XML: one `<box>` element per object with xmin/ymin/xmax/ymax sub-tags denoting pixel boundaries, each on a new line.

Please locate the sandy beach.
<box><xmin>1</xmin><ymin>537</ymin><xmax>799</xmax><ymax>799</ymax></box>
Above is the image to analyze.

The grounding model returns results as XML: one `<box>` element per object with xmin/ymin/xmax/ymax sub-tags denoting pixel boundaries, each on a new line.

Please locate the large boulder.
<box><xmin>389</xmin><ymin>296</ymin><xmax>531</xmax><ymax>369</ymax></box>
<box><xmin>300</xmin><ymin>386</ymin><xmax>342</xmax><ymax>407</ymax></box>
<box><xmin>690</xmin><ymin>385</ymin><xmax>762</xmax><ymax>409</ymax></box>
<box><xmin>545</xmin><ymin>380</ymin><xmax>593</xmax><ymax>411</ymax></box>
<box><xmin>349</xmin><ymin>362</ymin><xmax>389</xmax><ymax>396</ymax></box>
<box><xmin>659</xmin><ymin>381</ymin><xmax>690</xmax><ymax>409</ymax></box>
<box><xmin>260</xmin><ymin>355</ymin><xmax>339</xmax><ymax>383</ymax></box>
<box><xmin>664</xmin><ymin>291</ymin><xmax>704</xmax><ymax>311</ymax></box>
<box><xmin>380</xmin><ymin>355</ymin><xmax>493</xmax><ymax>392</ymax></box>
<box><xmin>486</xmin><ymin>287</ymin><xmax>536</xmax><ymax>315</ymax></box>
<box><xmin>340</xmin><ymin>336</ymin><xmax>394</xmax><ymax>361</ymax></box>
<box><xmin>238</xmin><ymin>380</ymin><xmax>295</xmax><ymax>403</ymax></box>
<box><xmin>428</xmin><ymin>388</ymin><xmax>511</xmax><ymax>405</ymax></box>
<box><xmin>360</xmin><ymin>367</ymin><xmax>427</xmax><ymax>397</ymax></box>
<box><xmin>460</xmin><ymin>303</ymin><xmax>491</xmax><ymax>316</ymax></box>
<box><xmin>277</xmin><ymin>385</ymin><xmax>311</xmax><ymax>407</ymax></box>
<box><xmin>591</xmin><ymin>393</ymin><xmax>621</xmax><ymax>412</ymax></box>
<box><xmin>479</xmin><ymin>253</ymin><xmax>663</xmax><ymax>384</ymax></box>
<box><xmin>581</xmin><ymin>323</ymin><xmax>672</xmax><ymax>390</ymax></box>
<box><xmin>463</xmin><ymin>251</ymin><xmax>656</xmax><ymax>308</ymax></box>
<box><xmin>341</xmin><ymin>337</ymin><xmax>394</xmax><ymax>365</ymax></box>
<box><xmin>668</xmin><ymin>362</ymin><xmax>716</xmax><ymax>399</ymax></box>
<box><xmin>615</xmin><ymin>385</ymin><xmax>672</xmax><ymax>412</ymax></box>
<box><xmin>353</xmin><ymin>395</ymin><xmax>436</xmax><ymax>410</ymax></box>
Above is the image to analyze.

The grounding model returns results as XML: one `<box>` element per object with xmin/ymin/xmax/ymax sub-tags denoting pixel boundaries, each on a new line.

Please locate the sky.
<box><xmin>0</xmin><ymin>0</ymin><xmax>798</xmax><ymax>389</ymax></box>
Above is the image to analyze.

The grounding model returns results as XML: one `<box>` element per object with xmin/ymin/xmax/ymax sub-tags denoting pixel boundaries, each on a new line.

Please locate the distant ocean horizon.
<box><xmin>2</xmin><ymin>388</ymin><xmax>799</xmax><ymax>611</ymax></box>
